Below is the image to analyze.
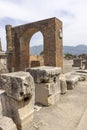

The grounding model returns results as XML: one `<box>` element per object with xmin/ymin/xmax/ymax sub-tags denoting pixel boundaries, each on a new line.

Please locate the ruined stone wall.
<box><xmin>55</xmin><ymin>18</ymin><xmax>63</xmax><ymax>68</ymax></box>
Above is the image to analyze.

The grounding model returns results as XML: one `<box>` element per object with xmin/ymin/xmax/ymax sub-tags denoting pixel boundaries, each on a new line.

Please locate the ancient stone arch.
<box><xmin>6</xmin><ymin>17</ymin><xmax>63</xmax><ymax>71</ymax></box>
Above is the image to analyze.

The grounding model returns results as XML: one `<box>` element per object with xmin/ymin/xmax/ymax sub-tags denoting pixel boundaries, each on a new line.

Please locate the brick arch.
<box><xmin>29</xmin><ymin>31</ymin><xmax>44</xmax><ymax>66</ymax></box>
<box><xmin>6</xmin><ymin>17</ymin><xmax>63</xmax><ymax>71</ymax></box>
<box><xmin>20</xmin><ymin>29</ymin><xmax>44</xmax><ymax>69</ymax></box>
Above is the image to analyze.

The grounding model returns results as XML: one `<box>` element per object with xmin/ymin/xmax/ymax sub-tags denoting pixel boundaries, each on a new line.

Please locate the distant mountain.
<box><xmin>30</xmin><ymin>44</ymin><xmax>87</xmax><ymax>55</ymax></box>
<box><xmin>63</xmin><ymin>45</ymin><xmax>87</xmax><ymax>55</ymax></box>
<box><xmin>30</xmin><ymin>45</ymin><xmax>43</xmax><ymax>55</ymax></box>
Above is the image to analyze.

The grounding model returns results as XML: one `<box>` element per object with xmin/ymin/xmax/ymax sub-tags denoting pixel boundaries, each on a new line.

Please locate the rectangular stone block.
<box><xmin>1</xmin><ymin>88</ymin><xmax>34</xmax><ymax>130</ymax></box>
<box><xmin>35</xmin><ymin>82</ymin><xmax>60</xmax><ymax>106</ymax></box>
<box><xmin>26</xmin><ymin>66</ymin><xmax>61</xmax><ymax>106</ymax></box>
<box><xmin>0</xmin><ymin>71</ymin><xmax>34</xmax><ymax>101</ymax></box>
<box><xmin>31</xmin><ymin>60</ymin><xmax>40</xmax><ymax>67</ymax></box>
<box><xmin>0</xmin><ymin>71</ymin><xmax>35</xmax><ymax>130</ymax></box>
<box><xmin>26</xmin><ymin>66</ymin><xmax>61</xmax><ymax>83</ymax></box>
<box><xmin>66</xmin><ymin>75</ymin><xmax>79</xmax><ymax>90</ymax></box>
<box><xmin>72</xmin><ymin>58</ymin><xmax>82</xmax><ymax>67</ymax></box>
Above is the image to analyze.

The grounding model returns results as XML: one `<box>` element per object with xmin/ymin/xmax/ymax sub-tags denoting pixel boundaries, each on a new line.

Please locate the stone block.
<box><xmin>66</xmin><ymin>75</ymin><xmax>79</xmax><ymax>90</ymax></box>
<box><xmin>59</xmin><ymin>74</ymin><xmax>67</xmax><ymax>94</ymax></box>
<box><xmin>35</xmin><ymin>82</ymin><xmax>60</xmax><ymax>106</ymax></box>
<box><xmin>26</xmin><ymin>66</ymin><xmax>61</xmax><ymax>83</ymax></box>
<box><xmin>0</xmin><ymin>115</ymin><xmax>17</xmax><ymax>130</ymax></box>
<box><xmin>26</xmin><ymin>66</ymin><xmax>61</xmax><ymax>106</ymax></box>
<box><xmin>31</xmin><ymin>60</ymin><xmax>40</xmax><ymax>67</ymax></box>
<box><xmin>0</xmin><ymin>90</ymin><xmax>5</xmax><ymax>115</ymax></box>
<box><xmin>0</xmin><ymin>71</ymin><xmax>35</xmax><ymax>130</ymax></box>
<box><xmin>0</xmin><ymin>71</ymin><xmax>34</xmax><ymax>101</ymax></box>
<box><xmin>72</xmin><ymin>58</ymin><xmax>82</xmax><ymax>67</ymax></box>
<box><xmin>1</xmin><ymin>93</ymin><xmax>34</xmax><ymax>130</ymax></box>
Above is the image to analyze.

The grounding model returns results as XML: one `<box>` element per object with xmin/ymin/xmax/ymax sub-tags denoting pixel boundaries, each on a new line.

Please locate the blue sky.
<box><xmin>0</xmin><ymin>0</ymin><xmax>87</xmax><ymax>50</ymax></box>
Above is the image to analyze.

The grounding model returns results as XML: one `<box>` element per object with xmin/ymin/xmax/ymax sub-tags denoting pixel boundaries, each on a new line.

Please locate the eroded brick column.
<box><xmin>5</xmin><ymin>25</ymin><xmax>13</xmax><ymax>72</ymax></box>
<box><xmin>6</xmin><ymin>25</ymin><xmax>13</xmax><ymax>51</ymax></box>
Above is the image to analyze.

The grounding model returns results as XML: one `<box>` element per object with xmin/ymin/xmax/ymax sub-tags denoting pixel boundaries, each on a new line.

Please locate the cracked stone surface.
<box><xmin>0</xmin><ymin>71</ymin><xmax>35</xmax><ymax>101</ymax></box>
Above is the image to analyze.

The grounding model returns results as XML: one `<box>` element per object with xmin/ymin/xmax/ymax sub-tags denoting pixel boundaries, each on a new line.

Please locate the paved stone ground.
<box><xmin>33</xmin><ymin>81</ymin><xmax>87</xmax><ymax>130</ymax></box>
<box><xmin>63</xmin><ymin>59</ymin><xmax>79</xmax><ymax>73</ymax></box>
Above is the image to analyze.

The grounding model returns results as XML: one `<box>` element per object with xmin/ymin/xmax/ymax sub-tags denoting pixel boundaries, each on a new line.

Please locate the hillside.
<box><xmin>64</xmin><ymin>45</ymin><xmax>87</xmax><ymax>55</ymax></box>
<box><xmin>30</xmin><ymin>44</ymin><xmax>87</xmax><ymax>55</ymax></box>
<box><xmin>30</xmin><ymin>45</ymin><xmax>43</xmax><ymax>55</ymax></box>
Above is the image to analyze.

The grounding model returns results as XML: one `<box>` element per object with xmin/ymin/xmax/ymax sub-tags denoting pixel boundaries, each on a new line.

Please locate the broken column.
<box><xmin>26</xmin><ymin>66</ymin><xmax>61</xmax><ymax>106</ymax></box>
<box><xmin>0</xmin><ymin>71</ymin><xmax>35</xmax><ymax>130</ymax></box>
<box><xmin>59</xmin><ymin>74</ymin><xmax>67</xmax><ymax>94</ymax></box>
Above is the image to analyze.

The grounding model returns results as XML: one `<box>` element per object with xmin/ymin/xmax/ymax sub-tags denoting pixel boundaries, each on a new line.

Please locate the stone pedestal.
<box><xmin>66</xmin><ymin>75</ymin><xmax>79</xmax><ymax>90</ymax></box>
<box><xmin>0</xmin><ymin>71</ymin><xmax>35</xmax><ymax>130</ymax></box>
<box><xmin>26</xmin><ymin>66</ymin><xmax>61</xmax><ymax>106</ymax></box>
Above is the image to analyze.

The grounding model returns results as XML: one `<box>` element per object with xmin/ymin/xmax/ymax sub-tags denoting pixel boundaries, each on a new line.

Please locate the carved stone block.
<box><xmin>26</xmin><ymin>66</ymin><xmax>61</xmax><ymax>106</ymax></box>
<box><xmin>26</xmin><ymin>66</ymin><xmax>61</xmax><ymax>83</ymax></box>
<box><xmin>0</xmin><ymin>71</ymin><xmax>35</xmax><ymax>130</ymax></box>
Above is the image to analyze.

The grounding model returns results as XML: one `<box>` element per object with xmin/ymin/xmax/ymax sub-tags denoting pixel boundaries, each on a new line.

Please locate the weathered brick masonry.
<box><xmin>6</xmin><ymin>17</ymin><xmax>63</xmax><ymax>71</ymax></box>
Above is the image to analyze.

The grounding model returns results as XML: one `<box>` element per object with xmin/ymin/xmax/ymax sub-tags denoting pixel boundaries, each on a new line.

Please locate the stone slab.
<box><xmin>65</xmin><ymin>75</ymin><xmax>79</xmax><ymax>90</ymax></box>
<box><xmin>35</xmin><ymin>82</ymin><xmax>60</xmax><ymax>106</ymax></box>
<box><xmin>26</xmin><ymin>66</ymin><xmax>61</xmax><ymax>83</ymax></box>
<box><xmin>76</xmin><ymin>107</ymin><xmax>87</xmax><ymax>130</ymax></box>
<box><xmin>0</xmin><ymin>71</ymin><xmax>35</xmax><ymax>101</ymax></box>
<box><xmin>71</xmin><ymin>72</ymin><xmax>86</xmax><ymax>81</ymax></box>
<box><xmin>76</xmin><ymin>70</ymin><xmax>87</xmax><ymax>73</ymax></box>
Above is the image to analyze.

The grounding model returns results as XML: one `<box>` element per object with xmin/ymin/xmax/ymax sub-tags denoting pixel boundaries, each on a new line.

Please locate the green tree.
<box><xmin>65</xmin><ymin>53</ymin><xmax>73</xmax><ymax>60</ymax></box>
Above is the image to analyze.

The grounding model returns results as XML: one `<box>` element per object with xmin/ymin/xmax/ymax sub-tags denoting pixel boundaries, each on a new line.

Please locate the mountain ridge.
<box><xmin>30</xmin><ymin>44</ymin><xmax>87</xmax><ymax>55</ymax></box>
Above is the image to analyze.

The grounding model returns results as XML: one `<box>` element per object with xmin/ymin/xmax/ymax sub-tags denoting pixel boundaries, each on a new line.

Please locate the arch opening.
<box><xmin>29</xmin><ymin>31</ymin><xmax>44</xmax><ymax>67</ymax></box>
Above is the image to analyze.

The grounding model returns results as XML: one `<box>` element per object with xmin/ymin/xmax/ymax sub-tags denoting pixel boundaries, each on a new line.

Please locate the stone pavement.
<box><xmin>33</xmin><ymin>80</ymin><xmax>87</xmax><ymax>130</ymax></box>
<box><xmin>75</xmin><ymin>105</ymin><xmax>87</xmax><ymax>130</ymax></box>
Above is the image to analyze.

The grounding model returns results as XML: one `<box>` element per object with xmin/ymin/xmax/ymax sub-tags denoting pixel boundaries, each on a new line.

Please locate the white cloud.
<box><xmin>0</xmin><ymin>0</ymin><xmax>87</xmax><ymax>50</ymax></box>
